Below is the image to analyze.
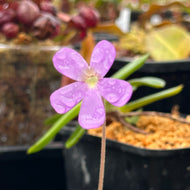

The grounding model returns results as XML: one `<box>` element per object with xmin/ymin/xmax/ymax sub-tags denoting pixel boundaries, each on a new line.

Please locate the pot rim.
<box><xmin>0</xmin><ymin>142</ymin><xmax>63</xmax><ymax>153</ymax></box>
<box><xmin>113</xmin><ymin>57</ymin><xmax>190</xmax><ymax>73</ymax></box>
<box><xmin>117</xmin><ymin>56</ymin><xmax>190</xmax><ymax>64</ymax></box>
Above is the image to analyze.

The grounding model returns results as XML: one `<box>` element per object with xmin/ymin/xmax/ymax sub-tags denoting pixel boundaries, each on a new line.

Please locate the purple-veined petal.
<box><xmin>50</xmin><ymin>82</ymin><xmax>87</xmax><ymax>114</ymax></box>
<box><xmin>53</xmin><ymin>47</ymin><xmax>88</xmax><ymax>81</ymax></box>
<box><xmin>90</xmin><ymin>40</ymin><xmax>116</xmax><ymax>78</ymax></box>
<box><xmin>79</xmin><ymin>89</ymin><xmax>105</xmax><ymax>129</ymax></box>
<box><xmin>98</xmin><ymin>78</ymin><xmax>133</xmax><ymax>107</ymax></box>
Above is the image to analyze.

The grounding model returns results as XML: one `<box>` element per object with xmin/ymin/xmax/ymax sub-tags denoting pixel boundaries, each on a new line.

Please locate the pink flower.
<box><xmin>50</xmin><ymin>40</ymin><xmax>133</xmax><ymax>129</ymax></box>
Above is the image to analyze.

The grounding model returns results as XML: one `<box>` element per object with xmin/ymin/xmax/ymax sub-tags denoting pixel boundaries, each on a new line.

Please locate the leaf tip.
<box><xmin>179</xmin><ymin>84</ymin><xmax>184</xmax><ymax>90</ymax></box>
<box><xmin>27</xmin><ymin>146</ymin><xmax>39</xmax><ymax>155</ymax></box>
<box><xmin>65</xmin><ymin>142</ymin><xmax>71</xmax><ymax>149</ymax></box>
<box><xmin>143</xmin><ymin>53</ymin><xmax>149</xmax><ymax>60</ymax></box>
<box><xmin>27</xmin><ymin>147</ymin><xmax>33</xmax><ymax>154</ymax></box>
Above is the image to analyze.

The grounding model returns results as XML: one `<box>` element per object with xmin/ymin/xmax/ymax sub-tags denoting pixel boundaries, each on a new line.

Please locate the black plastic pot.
<box><xmin>63</xmin><ymin>128</ymin><xmax>190</xmax><ymax>190</ymax></box>
<box><xmin>0</xmin><ymin>143</ymin><xmax>67</xmax><ymax>190</ymax></box>
<box><xmin>108</xmin><ymin>58</ymin><xmax>190</xmax><ymax>114</ymax></box>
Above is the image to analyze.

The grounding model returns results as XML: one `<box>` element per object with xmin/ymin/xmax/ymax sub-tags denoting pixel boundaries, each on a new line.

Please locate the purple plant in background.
<box><xmin>50</xmin><ymin>40</ymin><xmax>133</xmax><ymax>129</ymax></box>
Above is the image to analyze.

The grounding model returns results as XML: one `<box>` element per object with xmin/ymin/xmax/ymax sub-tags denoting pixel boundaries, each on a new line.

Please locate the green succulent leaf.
<box><xmin>44</xmin><ymin>114</ymin><xmax>62</xmax><ymax>126</ymax></box>
<box><xmin>124</xmin><ymin>109</ymin><xmax>142</xmax><ymax>125</ymax></box>
<box><xmin>125</xmin><ymin>115</ymin><xmax>140</xmax><ymax>125</ymax></box>
<box><xmin>111</xmin><ymin>54</ymin><xmax>149</xmax><ymax>79</ymax></box>
<box><xmin>119</xmin><ymin>85</ymin><xmax>183</xmax><ymax>113</ymax></box>
<box><xmin>129</xmin><ymin>77</ymin><xmax>166</xmax><ymax>89</ymax></box>
<box><xmin>65</xmin><ymin>125</ymin><xmax>86</xmax><ymax>149</ymax></box>
<box><xmin>27</xmin><ymin>103</ymin><xmax>81</xmax><ymax>154</ymax></box>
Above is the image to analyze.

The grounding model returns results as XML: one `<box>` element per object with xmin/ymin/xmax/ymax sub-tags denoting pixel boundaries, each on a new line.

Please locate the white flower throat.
<box><xmin>85</xmin><ymin>68</ymin><xmax>99</xmax><ymax>88</ymax></box>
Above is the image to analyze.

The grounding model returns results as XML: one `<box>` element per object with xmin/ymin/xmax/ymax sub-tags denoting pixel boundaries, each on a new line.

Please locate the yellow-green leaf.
<box><xmin>118</xmin><ymin>26</ymin><xmax>146</xmax><ymax>54</ymax></box>
<box><xmin>146</xmin><ymin>25</ymin><xmax>190</xmax><ymax>61</ymax></box>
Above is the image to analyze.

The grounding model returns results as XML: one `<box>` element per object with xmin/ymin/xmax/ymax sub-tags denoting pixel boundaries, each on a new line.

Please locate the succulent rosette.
<box><xmin>50</xmin><ymin>40</ymin><xmax>133</xmax><ymax>129</ymax></box>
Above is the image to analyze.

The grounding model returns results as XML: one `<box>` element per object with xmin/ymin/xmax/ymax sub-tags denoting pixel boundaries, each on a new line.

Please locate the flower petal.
<box><xmin>53</xmin><ymin>47</ymin><xmax>88</xmax><ymax>81</ymax></box>
<box><xmin>90</xmin><ymin>40</ymin><xmax>116</xmax><ymax>78</ymax></box>
<box><xmin>98</xmin><ymin>78</ymin><xmax>133</xmax><ymax>107</ymax></box>
<box><xmin>79</xmin><ymin>89</ymin><xmax>105</xmax><ymax>129</ymax></box>
<box><xmin>50</xmin><ymin>82</ymin><xmax>87</xmax><ymax>114</ymax></box>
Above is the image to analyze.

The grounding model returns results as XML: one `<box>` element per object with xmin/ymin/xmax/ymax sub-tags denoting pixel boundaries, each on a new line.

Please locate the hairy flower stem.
<box><xmin>98</xmin><ymin>117</ymin><xmax>106</xmax><ymax>190</ymax></box>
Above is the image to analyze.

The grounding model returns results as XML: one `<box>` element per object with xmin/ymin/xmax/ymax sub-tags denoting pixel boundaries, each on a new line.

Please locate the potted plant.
<box><xmin>28</xmin><ymin>39</ymin><xmax>185</xmax><ymax>190</ymax></box>
<box><xmin>63</xmin><ymin>111</ymin><xmax>190</xmax><ymax>190</ymax></box>
<box><xmin>61</xmin><ymin>63</ymin><xmax>186</xmax><ymax>189</ymax></box>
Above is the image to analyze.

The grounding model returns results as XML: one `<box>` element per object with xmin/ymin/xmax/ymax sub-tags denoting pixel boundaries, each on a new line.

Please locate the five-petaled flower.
<box><xmin>50</xmin><ymin>40</ymin><xmax>133</xmax><ymax>129</ymax></box>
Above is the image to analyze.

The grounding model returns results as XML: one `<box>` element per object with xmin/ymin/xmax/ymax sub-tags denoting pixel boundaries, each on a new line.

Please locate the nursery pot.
<box><xmin>109</xmin><ymin>58</ymin><xmax>190</xmax><ymax>114</ymax></box>
<box><xmin>63</xmin><ymin>127</ymin><xmax>190</xmax><ymax>190</ymax></box>
<box><xmin>0</xmin><ymin>44</ymin><xmax>62</xmax><ymax>145</ymax></box>
<box><xmin>0</xmin><ymin>142</ymin><xmax>67</xmax><ymax>190</ymax></box>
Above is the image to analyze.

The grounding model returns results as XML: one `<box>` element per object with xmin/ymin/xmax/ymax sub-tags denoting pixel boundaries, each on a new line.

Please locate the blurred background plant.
<box><xmin>0</xmin><ymin>0</ymin><xmax>123</xmax><ymax>45</ymax></box>
<box><xmin>2</xmin><ymin>0</ymin><xmax>190</xmax><ymax>61</ymax></box>
<box><xmin>115</xmin><ymin>0</ymin><xmax>190</xmax><ymax>61</ymax></box>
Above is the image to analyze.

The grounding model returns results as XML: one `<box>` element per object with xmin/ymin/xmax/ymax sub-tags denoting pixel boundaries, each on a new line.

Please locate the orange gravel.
<box><xmin>88</xmin><ymin>115</ymin><xmax>190</xmax><ymax>149</ymax></box>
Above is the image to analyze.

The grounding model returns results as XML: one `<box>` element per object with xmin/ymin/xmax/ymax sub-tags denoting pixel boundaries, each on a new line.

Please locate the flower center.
<box><xmin>84</xmin><ymin>68</ymin><xmax>99</xmax><ymax>88</ymax></box>
<box><xmin>85</xmin><ymin>75</ymin><xmax>98</xmax><ymax>88</ymax></box>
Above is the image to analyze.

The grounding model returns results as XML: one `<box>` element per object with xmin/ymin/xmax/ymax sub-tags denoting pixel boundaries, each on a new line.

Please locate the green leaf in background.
<box><xmin>65</xmin><ymin>125</ymin><xmax>86</xmax><ymax>149</ymax></box>
<box><xmin>119</xmin><ymin>85</ymin><xmax>183</xmax><ymax>113</ymax></box>
<box><xmin>146</xmin><ymin>25</ymin><xmax>190</xmax><ymax>61</ymax></box>
<box><xmin>129</xmin><ymin>77</ymin><xmax>166</xmax><ymax>90</ymax></box>
<box><xmin>125</xmin><ymin>115</ymin><xmax>140</xmax><ymax>125</ymax></box>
